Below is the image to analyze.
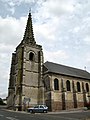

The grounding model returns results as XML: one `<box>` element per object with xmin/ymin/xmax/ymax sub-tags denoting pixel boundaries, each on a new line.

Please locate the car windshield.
<box><xmin>43</xmin><ymin>105</ymin><xmax>47</xmax><ymax>107</ymax></box>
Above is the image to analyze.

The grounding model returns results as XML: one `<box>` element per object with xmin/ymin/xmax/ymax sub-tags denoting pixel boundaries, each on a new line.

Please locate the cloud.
<box><xmin>0</xmin><ymin>92</ymin><xmax>8</xmax><ymax>99</ymax></box>
<box><xmin>83</xmin><ymin>36</ymin><xmax>90</xmax><ymax>44</ymax></box>
<box><xmin>0</xmin><ymin>63</ymin><xmax>9</xmax><ymax>99</ymax></box>
<box><xmin>50</xmin><ymin>0</ymin><xmax>75</xmax><ymax>13</ymax></box>
<box><xmin>0</xmin><ymin>0</ymin><xmax>40</xmax><ymax>16</ymax></box>
<box><xmin>86</xmin><ymin>53</ymin><xmax>90</xmax><ymax>63</ymax></box>
<box><xmin>38</xmin><ymin>0</ymin><xmax>75</xmax><ymax>17</ymax></box>
<box><xmin>0</xmin><ymin>44</ymin><xmax>12</xmax><ymax>98</ymax></box>
<box><xmin>0</xmin><ymin>0</ymin><xmax>41</xmax><ymax>8</ymax></box>
<box><xmin>8</xmin><ymin>7</ymin><xmax>15</xmax><ymax>15</ymax></box>
<box><xmin>0</xmin><ymin>16</ymin><xmax>26</xmax><ymax>45</ymax></box>
<box><xmin>44</xmin><ymin>49</ymin><xmax>69</xmax><ymax>63</ymax></box>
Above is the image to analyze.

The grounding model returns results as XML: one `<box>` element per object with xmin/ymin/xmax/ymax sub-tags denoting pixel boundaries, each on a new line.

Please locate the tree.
<box><xmin>0</xmin><ymin>98</ymin><xmax>6</xmax><ymax>105</ymax></box>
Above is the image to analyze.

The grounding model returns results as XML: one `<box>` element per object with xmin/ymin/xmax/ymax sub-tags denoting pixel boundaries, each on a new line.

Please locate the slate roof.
<box><xmin>44</xmin><ymin>61</ymin><xmax>90</xmax><ymax>80</ymax></box>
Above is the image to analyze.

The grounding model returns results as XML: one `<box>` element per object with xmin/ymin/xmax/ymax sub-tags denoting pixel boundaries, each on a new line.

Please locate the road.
<box><xmin>0</xmin><ymin>106</ymin><xmax>90</xmax><ymax>120</ymax></box>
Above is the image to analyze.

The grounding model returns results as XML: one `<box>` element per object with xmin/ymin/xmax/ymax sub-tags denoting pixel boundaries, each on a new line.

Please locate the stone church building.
<box><xmin>7</xmin><ymin>12</ymin><xmax>90</xmax><ymax>111</ymax></box>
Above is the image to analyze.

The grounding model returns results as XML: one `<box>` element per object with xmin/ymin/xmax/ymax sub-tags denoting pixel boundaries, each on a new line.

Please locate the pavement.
<box><xmin>47</xmin><ymin>107</ymin><xmax>89</xmax><ymax>114</ymax></box>
<box><xmin>4</xmin><ymin>107</ymin><xmax>89</xmax><ymax>114</ymax></box>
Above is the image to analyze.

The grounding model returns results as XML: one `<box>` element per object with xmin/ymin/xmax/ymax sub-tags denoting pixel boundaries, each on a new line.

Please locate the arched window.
<box><xmin>77</xmin><ymin>82</ymin><xmax>81</xmax><ymax>92</ymax></box>
<box><xmin>29</xmin><ymin>52</ymin><xmax>34</xmax><ymax>61</ymax></box>
<box><xmin>86</xmin><ymin>83</ymin><xmax>89</xmax><ymax>92</ymax></box>
<box><xmin>66</xmin><ymin>80</ymin><xmax>71</xmax><ymax>91</ymax></box>
<box><xmin>54</xmin><ymin>78</ymin><xmax>59</xmax><ymax>90</ymax></box>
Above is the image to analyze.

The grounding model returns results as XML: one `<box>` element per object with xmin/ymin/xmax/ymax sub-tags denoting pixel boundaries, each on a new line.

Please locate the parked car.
<box><xmin>27</xmin><ymin>105</ymin><xmax>48</xmax><ymax>113</ymax></box>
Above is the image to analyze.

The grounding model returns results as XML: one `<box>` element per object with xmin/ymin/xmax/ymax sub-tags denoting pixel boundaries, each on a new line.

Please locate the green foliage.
<box><xmin>0</xmin><ymin>98</ymin><xmax>6</xmax><ymax>105</ymax></box>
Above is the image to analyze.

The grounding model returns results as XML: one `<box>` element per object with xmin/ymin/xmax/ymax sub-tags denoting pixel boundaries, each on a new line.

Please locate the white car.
<box><xmin>27</xmin><ymin>105</ymin><xmax>48</xmax><ymax>113</ymax></box>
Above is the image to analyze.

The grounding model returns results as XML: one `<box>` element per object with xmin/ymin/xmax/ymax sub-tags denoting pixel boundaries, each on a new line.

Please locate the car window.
<box><xmin>40</xmin><ymin>106</ymin><xmax>44</xmax><ymax>108</ymax></box>
<box><xmin>34</xmin><ymin>106</ymin><xmax>38</xmax><ymax>108</ymax></box>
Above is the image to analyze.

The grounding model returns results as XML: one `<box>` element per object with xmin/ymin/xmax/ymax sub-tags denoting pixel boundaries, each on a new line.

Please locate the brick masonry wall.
<box><xmin>51</xmin><ymin>101</ymin><xmax>84</xmax><ymax>111</ymax></box>
<box><xmin>77</xmin><ymin>102</ymin><xmax>84</xmax><ymax>108</ymax></box>
<box><xmin>46</xmin><ymin>100</ymin><xmax>63</xmax><ymax>111</ymax></box>
<box><xmin>52</xmin><ymin>101</ymin><xmax>62</xmax><ymax>111</ymax></box>
<box><xmin>66</xmin><ymin>101</ymin><xmax>74</xmax><ymax>109</ymax></box>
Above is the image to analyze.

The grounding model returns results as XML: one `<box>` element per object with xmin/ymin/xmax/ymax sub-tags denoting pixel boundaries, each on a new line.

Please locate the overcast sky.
<box><xmin>0</xmin><ymin>0</ymin><xmax>90</xmax><ymax>99</ymax></box>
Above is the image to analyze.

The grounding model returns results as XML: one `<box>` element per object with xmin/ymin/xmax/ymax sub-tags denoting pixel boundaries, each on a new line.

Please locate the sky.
<box><xmin>0</xmin><ymin>0</ymin><xmax>90</xmax><ymax>99</ymax></box>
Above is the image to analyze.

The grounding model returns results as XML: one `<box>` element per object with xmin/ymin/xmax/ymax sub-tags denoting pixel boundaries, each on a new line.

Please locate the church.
<box><xmin>7</xmin><ymin>12</ymin><xmax>90</xmax><ymax>111</ymax></box>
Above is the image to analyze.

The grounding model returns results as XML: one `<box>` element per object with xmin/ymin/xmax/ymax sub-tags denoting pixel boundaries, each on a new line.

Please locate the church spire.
<box><xmin>23</xmin><ymin>11</ymin><xmax>36</xmax><ymax>45</ymax></box>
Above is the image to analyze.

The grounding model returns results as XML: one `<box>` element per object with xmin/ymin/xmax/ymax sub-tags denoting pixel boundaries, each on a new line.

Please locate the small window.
<box><xmin>29</xmin><ymin>52</ymin><xmax>34</xmax><ymax>61</ymax></box>
<box><xmin>86</xmin><ymin>83</ymin><xmax>89</xmax><ymax>92</ymax></box>
<box><xmin>66</xmin><ymin>80</ymin><xmax>71</xmax><ymax>91</ymax></box>
<box><xmin>54</xmin><ymin>78</ymin><xmax>59</xmax><ymax>90</ymax></box>
<box><xmin>77</xmin><ymin>82</ymin><xmax>81</xmax><ymax>92</ymax></box>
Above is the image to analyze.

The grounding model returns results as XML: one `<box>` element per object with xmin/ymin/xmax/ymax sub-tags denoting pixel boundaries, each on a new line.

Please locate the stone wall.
<box><xmin>44</xmin><ymin>73</ymin><xmax>90</xmax><ymax>111</ymax></box>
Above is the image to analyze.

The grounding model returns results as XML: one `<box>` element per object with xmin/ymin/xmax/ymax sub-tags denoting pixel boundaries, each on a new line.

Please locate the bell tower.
<box><xmin>14</xmin><ymin>12</ymin><xmax>44</xmax><ymax>110</ymax></box>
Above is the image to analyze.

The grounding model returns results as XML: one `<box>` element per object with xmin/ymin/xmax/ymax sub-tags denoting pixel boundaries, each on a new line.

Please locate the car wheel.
<box><xmin>45</xmin><ymin>110</ymin><xmax>47</xmax><ymax>113</ymax></box>
<box><xmin>29</xmin><ymin>110</ymin><xmax>33</xmax><ymax>113</ymax></box>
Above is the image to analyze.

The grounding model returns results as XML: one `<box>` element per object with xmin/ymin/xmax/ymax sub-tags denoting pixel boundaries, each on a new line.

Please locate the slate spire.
<box><xmin>23</xmin><ymin>11</ymin><xmax>36</xmax><ymax>45</ymax></box>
